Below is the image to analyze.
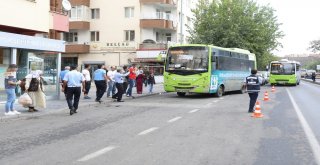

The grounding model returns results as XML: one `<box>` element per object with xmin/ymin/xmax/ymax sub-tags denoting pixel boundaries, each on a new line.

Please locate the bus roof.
<box><xmin>169</xmin><ymin>44</ymin><xmax>253</xmax><ymax>55</ymax></box>
<box><xmin>270</xmin><ymin>59</ymin><xmax>301</xmax><ymax>65</ymax></box>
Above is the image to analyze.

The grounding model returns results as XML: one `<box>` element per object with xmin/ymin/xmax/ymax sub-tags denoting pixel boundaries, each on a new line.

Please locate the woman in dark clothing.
<box><xmin>136</xmin><ymin>67</ymin><xmax>144</xmax><ymax>94</ymax></box>
<box><xmin>122</xmin><ymin>66</ymin><xmax>129</xmax><ymax>93</ymax></box>
<box><xmin>147</xmin><ymin>71</ymin><xmax>156</xmax><ymax>94</ymax></box>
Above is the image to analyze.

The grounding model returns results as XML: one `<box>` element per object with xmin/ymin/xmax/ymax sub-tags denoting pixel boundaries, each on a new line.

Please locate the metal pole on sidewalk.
<box><xmin>57</xmin><ymin>53</ymin><xmax>62</xmax><ymax>100</ymax></box>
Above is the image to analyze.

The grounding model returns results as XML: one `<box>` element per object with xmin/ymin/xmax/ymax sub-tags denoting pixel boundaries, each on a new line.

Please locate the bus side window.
<box><xmin>211</xmin><ymin>51</ymin><xmax>216</xmax><ymax>62</ymax></box>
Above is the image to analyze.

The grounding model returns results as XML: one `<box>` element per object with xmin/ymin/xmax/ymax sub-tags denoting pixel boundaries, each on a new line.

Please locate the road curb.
<box><xmin>301</xmin><ymin>79</ymin><xmax>320</xmax><ymax>85</ymax></box>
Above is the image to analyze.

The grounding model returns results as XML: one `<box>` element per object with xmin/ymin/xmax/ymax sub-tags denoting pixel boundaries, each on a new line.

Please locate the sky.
<box><xmin>256</xmin><ymin>0</ymin><xmax>320</xmax><ymax>56</ymax></box>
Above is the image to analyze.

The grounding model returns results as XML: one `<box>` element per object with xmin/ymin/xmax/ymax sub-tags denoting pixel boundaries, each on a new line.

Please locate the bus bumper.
<box><xmin>164</xmin><ymin>84</ymin><xmax>209</xmax><ymax>93</ymax></box>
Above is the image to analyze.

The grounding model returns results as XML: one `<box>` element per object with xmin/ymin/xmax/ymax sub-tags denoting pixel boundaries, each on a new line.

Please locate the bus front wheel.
<box><xmin>177</xmin><ymin>92</ymin><xmax>186</xmax><ymax>97</ymax></box>
<box><xmin>215</xmin><ymin>86</ymin><xmax>224</xmax><ymax>97</ymax></box>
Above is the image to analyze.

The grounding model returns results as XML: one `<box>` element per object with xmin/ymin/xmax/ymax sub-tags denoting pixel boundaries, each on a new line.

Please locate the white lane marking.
<box><xmin>167</xmin><ymin>116</ymin><xmax>182</xmax><ymax>123</ymax></box>
<box><xmin>287</xmin><ymin>89</ymin><xmax>320</xmax><ymax>165</ymax></box>
<box><xmin>206</xmin><ymin>103</ymin><xmax>213</xmax><ymax>106</ymax></box>
<box><xmin>138</xmin><ymin>127</ymin><xmax>159</xmax><ymax>136</ymax></box>
<box><xmin>219</xmin><ymin>97</ymin><xmax>224</xmax><ymax>100</ymax></box>
<box><xmin>189</xmin><ymin>109</ymin><xmax>200</xmax><ymax>113</ymax></box>
<box><xmin>213</xmin><ymin>100</ymin><xmax>219</xmax><ymax>103</ymax></box>
<box><xmin>77</xmin><ymin>146</ymin><xmax>117</xmax><ymax>162</ymax></box>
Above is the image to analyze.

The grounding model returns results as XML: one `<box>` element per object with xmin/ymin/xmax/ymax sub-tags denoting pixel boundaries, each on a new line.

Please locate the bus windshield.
<box><xmin>166</xmin><ymin>46</ymin><xmax>209</xmax><ymax>74</ymax></box>
<box><xmin>270</xmin><ymin>63</ymin><xmax>295</xmax><ymax>75</ymax></box>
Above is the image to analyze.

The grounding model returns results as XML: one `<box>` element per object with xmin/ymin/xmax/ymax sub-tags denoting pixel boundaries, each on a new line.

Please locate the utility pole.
<box><xmin>180</xmin><ymin>0</ymin><xmax>183</xmax><ymax>44</ymax></box>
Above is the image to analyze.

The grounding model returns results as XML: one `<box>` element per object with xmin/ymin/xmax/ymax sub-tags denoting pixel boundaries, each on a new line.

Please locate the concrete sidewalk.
<box><xmin>0</xmin><ymin>83</ymin><xmax>165</xmax><ymax>121</ymax></box>
<box><xmin>301</xmin><ymin>78</ymin><xmax>320</xmax><ymax>85</ymax></box>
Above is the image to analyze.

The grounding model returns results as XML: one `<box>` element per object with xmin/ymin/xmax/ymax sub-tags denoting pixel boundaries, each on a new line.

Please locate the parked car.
<box><xmin>300</xmin><ymin>69</ymin><xmax>307</xmax><ymax>78</ymax></box>
<box><xmin>41</xmin><ymin>75</ymin><xmax>55</xmax><ymax>85</ymax></box>
<box><xmin>257</xmin><ymin>71</ymin><xmax>269</xmax><ymax>85</ymax></box>
<box><xmin>306</xmin><ymin>70</ymin><xmax>316</xmax><ymax>79</ymax></box>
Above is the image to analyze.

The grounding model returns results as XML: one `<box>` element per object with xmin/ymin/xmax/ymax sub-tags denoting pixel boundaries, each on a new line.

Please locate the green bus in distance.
<box><xmin>269</xmin><ymin>59</ymin><xmax>301</xmax><ymax>86</ymax></box>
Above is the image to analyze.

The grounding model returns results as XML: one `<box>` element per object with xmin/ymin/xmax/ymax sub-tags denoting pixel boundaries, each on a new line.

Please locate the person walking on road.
<box><xmin>4</xmin><ymin>64</ymin><xmax>21</xmax><ymax>116</ymax></box>
<box><xmin>60</xmin><ymin>66</ymin><xmax>70</xmax><ymax>98</ymax></box>
<box><xmin>82</xmin><ymin>64</ymin><xmax>91</xmax><ymax>99</ymax></box>
<box><xmin>107</xmin><ymin>66</ymin><xmax>117</xmax><ymax>97</ymax></box>
<box><xmin>62</xmin><ymin>65</ymin><xmax>85</xmax><ymax>115</ymax></box>
<box><xmin>126</xmin><ymin>64</ymin><xmax>137</xmax><ymax>97</ymax></box>
<box><xmin>112</xmin><ymin>68</ymin><xmax>129</xmax><ymax>102</ymax></box>
<box><xmin>147</xmin><ymin>71</ymin><xmax>156</xmax><ymax>94</ymax></box>
<box><xmin>122</xmin><ymin>65</ymin><xmax>129</xmax><ymax>93</ymax></box>
<box><xmin>311</xmin><ymin>72</ymin><xmax>316</xmax><ymax>82</ymax></box>
<box><xmin>245</xmin><ymin>69</ymin><xmax>261</xmax><ymax>113</ymax></box>
<box><xmin>94</xmin><ymin>64</ymin><xmax>110</xmax><ymax>103</ymax></box>
<box><xmin>60</xmin><ymin>66</ymin><xmax>70</xmax><ymax>83</ymax></box>
<box><xmin>136</xmin><ymin>66</ymin><xmax>145</xmax><ymax>94</ymax></box>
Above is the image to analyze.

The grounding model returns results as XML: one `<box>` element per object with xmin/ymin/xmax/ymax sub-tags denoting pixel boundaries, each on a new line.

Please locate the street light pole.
<box><xmin>180</xmin><ymin>0</ymin><xmax>183</xmax><ymax>44</ymax></box>
<box><xmin>119</xmin><ymin>52</ymin><xmax>121</xmax><ymax>66</ymax></box>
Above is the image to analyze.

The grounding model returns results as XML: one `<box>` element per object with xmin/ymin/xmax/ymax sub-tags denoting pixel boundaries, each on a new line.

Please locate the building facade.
<box><xmin>63</xmin><ymin>0</ymin><xmax>197</xmax><ymax>74</ymax></box>
<box><xmin>0</xmin><ymin>0</ymin><xmax>69</xmax><ymax>100</ymax></box>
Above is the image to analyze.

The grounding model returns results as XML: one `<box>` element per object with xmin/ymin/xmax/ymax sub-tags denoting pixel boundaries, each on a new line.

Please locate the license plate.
<box><xmin>176</xmin><ymin>89</ymin><xmax>190</xmax><ymax>92</ymax></box>
<box><xmin>277</xmin><ymin>81</ymin><xmax>286</xmax><ymax>84</ymax></box>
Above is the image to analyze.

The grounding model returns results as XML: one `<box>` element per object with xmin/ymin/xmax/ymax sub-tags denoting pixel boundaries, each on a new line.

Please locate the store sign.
<box><xmin>0</xmin><ymin>32</ymin><xmax>65</xmax><ymax>52</ymax></box>
<box><xmin>92</xmin><ymin>42</ymin><xmax>137</xmax><ymax>51</ymax></box>
<box><xmin>106</xmin><ymin>42</ymin><xmax>131</xmax><ymax>47</ymax></box>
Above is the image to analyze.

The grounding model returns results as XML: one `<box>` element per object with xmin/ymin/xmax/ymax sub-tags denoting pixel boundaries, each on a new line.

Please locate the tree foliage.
<box><xmin>188</xmin><ymin>0</ymin><xmax>283</xmax><ymax>70</ymax></box>
<box><xmin>309</xmin><ymin>39</ymin><xmax>320</xmax><ymax>53</ymax></box>
<box><xmin>304</xmin><ymin>60</ymin><xmax>320</xmax><ymax>70</ymax></box>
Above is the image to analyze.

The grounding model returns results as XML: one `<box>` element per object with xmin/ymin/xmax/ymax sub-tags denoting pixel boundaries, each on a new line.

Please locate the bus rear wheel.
<box><xmin>177</xmin><ymin>92</ymin><xmax>186</xmax><ymax>97</ymax></box>
<box><xmin>215</xmin><ymin>86</ymin><xmax>224</xmax><ymax>97</ymax></box>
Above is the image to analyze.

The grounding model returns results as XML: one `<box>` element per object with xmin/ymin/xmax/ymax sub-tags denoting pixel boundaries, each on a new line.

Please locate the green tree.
<box><xmin>309</xmin><ymin>39</ymin><xmax>320</xmax><ymax>53</ymax></box>
<box><xmin>188</xmin><ymin>0</ymin><xmax>284</xmax><ymax>70</ymax></box>
<box><xmin>304</xmin><ymin>60</ymin><xmax>320</xmax><ymax>70</ymax></box>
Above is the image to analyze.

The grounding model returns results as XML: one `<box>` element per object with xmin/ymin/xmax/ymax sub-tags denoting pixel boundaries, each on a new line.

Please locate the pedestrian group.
<box><xmin>3</xmin><ymin>64</ymin><xmax>156</xmax><ymax>116</ymax></box>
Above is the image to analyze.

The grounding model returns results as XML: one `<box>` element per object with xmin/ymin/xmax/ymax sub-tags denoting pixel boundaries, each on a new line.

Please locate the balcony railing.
<box><xmin>69</xmin><ymin>21</ymin><xmax>90</xmax><ymax>30</ymax></box>
<box><xmin>65</xmin><ymin>44</ymin><xmax>90</xmax><ymax>53</ymax></box>
<box><xmin>140</xmin><ymin>0</ymin><xmax>176</xmax><ymax>6</ymax></box>
<box><xmin>140</xmin><ymin>19</ymin><xmax>175</xmax><ymax>30</ymax></box>
<box><xmin>139</xmin><ymin>43</ymin><xmax>167</xmax><ymax>50</ymax></box>
<box><xmin>141</xmin><ymin>12</ymin><xmax>174</xmax><ymax>21</ymax></box>
<box><xmin>69</xmin><ymin>0</ymin><xmax>90</xmax><ymax>7</ymax></box>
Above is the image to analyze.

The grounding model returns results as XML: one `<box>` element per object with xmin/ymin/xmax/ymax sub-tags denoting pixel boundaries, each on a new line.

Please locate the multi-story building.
<box><xmin>63</xmin><ymin>0</ymin><xmax>197</xmax><ymax>74</ymax></box>
<box><xmin>0</xmin><ymin>0</ymin><xmax>69</xmax><ymax>99</ymax></box>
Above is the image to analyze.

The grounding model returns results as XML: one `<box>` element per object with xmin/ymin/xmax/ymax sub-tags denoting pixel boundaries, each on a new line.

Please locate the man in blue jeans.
<box><xmin>126</xmin><ymin>64</ymin><xmax>136</xmax><ymax>97</ymax></box>
<box><xmin>107</xmin><ymin>66</ymin><xmax>116</xmax><ymax>97</ymax></box>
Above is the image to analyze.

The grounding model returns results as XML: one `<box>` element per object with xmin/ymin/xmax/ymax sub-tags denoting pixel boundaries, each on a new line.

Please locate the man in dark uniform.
<box><xmin>245</xmin><ymin>69</ymin><xmax>261</xmax><ymax>113</ymax></box>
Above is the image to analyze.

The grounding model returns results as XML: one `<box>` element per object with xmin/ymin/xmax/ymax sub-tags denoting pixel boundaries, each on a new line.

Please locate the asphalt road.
<box><xmin>0</xmin><ymin>83</ymin><xmax>319</xmax><ymax>165</ymax></box>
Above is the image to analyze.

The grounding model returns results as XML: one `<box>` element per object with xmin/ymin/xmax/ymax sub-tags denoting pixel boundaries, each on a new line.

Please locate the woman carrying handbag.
<box><xmin>24</xmin><ymin>70</ymin><xmax>46</xmax><ymax>112</ymax></box>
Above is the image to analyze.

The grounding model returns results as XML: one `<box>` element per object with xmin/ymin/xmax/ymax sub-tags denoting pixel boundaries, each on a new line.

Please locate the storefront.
<box><xmin>0</xmin><ymin>31</ymin><xmax>65</xmax><ymax>101</ymax></box>
<box><xmin>135</xmin><ymin>50</ymin><xmax>166</xmax><ymax>75</ymax></box>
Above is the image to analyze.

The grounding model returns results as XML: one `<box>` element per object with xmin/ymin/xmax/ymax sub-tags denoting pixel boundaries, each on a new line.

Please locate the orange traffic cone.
<box><xmin>271</xmin><ymin>86</ymin><xmax>276</xmax><ymax>92</ymax></box>
<box><xmin>263</xmin><ymin>91</ymin><xmax>269</xmax><ymax>101</ymax></box>
<box><xmin>252</xmin><ymin>101</ymin><xmax>264</xmax><ymax>118</ymax></box>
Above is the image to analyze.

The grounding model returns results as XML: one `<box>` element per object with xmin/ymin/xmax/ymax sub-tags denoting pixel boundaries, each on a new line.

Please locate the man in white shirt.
<box><xmin>82</xmin><ymin>64</ymin><xmax>91</xmax><ymax>99</ymax></box>
<box><xmin>107</xmin><ymin>66</ymin><xmax>117</xmax><ymax>97</ymax></box>
<box><xmin>62</xmin><ymin>65</ymin><xmax>85</xmax><ymax>115</ymax></box>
